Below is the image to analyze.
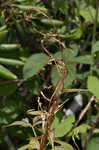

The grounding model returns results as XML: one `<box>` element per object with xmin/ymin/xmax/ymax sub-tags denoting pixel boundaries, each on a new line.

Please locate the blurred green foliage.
<box><xmin>0</xmin><ymin>0</ymin><xmax>99</xmax><ymax>150</ymax></box>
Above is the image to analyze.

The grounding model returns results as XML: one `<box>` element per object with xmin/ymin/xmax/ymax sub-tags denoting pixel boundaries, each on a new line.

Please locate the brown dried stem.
<box><xmin>74</xmin><ymin>96</ymin><xmax>95</xmax><ymax>127</ymax></box>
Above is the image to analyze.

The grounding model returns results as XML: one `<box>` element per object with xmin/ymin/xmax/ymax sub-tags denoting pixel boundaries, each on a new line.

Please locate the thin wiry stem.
<box><xmin>74</xmin><ymin>96</ymin><xmax>95</xmax><ymax>127</ymax></box>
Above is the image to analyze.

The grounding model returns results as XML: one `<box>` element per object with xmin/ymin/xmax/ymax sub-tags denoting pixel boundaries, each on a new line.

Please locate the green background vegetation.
<box><xmin>0</xmin><ymin>0</ymin><xmax>99</xmax><ymax>150</ymax></box>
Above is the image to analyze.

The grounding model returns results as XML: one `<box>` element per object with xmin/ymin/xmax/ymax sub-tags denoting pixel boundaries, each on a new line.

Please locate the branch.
<box><xmin>74</xmin><ymin>96</ymin><xmax>95</xmax><ymax>127</ymax></box>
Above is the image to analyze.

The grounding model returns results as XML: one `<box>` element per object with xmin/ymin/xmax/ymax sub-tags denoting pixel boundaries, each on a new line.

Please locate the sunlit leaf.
<box><xmin>87</xmin><ymin>76</ymin><xmax>99</xmax><ymax>98</ymax></box>
<box><xmin>80</xmin><ymin>6</ymin><xmax>99</xmax><ymax>23</ymax></box>
<box><xmin>18</xmin><ymin>137</ymin><xmax>40</xmax><ymax>150</ymax></box>
<box><xmin>0</xmin><ymin>44</ymin><xmax>21</xmax><ymax>51</ymax></box>
<box><xmin>41</xmin><ymin>19</ymin><xmax>63</xmax><ymax>26</ymax></box>
<box><xmin>12</xmin><ymin>4</ymin><xmax>47</xmax><ymax>12</ymax></box>
<box><xmin>27</xmin><ymin>109</ymin><xmax>46</xmax><ymax>116</ymax></box>
<box><xmin>0</xmin><ymin>64</ymin><xmax>17</xmax><ymax>80</ymax></box>
<box><xmin>54</xmin><ymin>115</ymin><xmax>75</xmax><ymax>137</ymax></box>
<box><xmin>54</xmin><ymin>139</ymin><xmax>74</xmax><ymax>150</ymax></box>
<box><xmin>51</xmin><ymin>115</ymin><xmax>59</xmax><ymax>130</ymax></box>
<box><xmin>68</xmin><ymin>55</ymin><xmax>93</xmax><ymax>65</ymax></box>
<box><xmin>0</xmin><ymin>58</ymin><xmax>24</xmax><ymax>66</ymax></box>
<box><xmin>7</xmin><ymin>118</ymin><xmax>32</xmax><ymax>128</ymax></box>
<box><xmin>92</xmin><ymin>41</ymin><xmax>99</xmax><ymax>53</ymax></box>
<box><xmin>0</xmin><ymin>25</ymin><xmax>7</xmax><ymax>32</ymax></box>
<box><xmin>68</xmin><ymin>124</ymin><xmax>91</xmax><ymax>137</ymax></box>
<box><xmin>60</xmin><ymin>27</ymin><xmax>83</xmax><ymax>40</ymax></box>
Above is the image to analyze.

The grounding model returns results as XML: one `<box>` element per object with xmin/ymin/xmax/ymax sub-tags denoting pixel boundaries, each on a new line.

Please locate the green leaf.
<box><xmin>0</xmin><ymin>82</ymin><xmax>18</xmax><ymax>96</ymax></box>
<box><xmin>0</xmin><ymin>65</ymin><xmax>17</xmax><ymax>80</ymax></box>
<box><xmin>87</xmin><ymin>76</ymin><xmax>99</xmax><ymax>98</ymax></box>
<box><xmin>51</xmin><ymin>64</ymin><xmax>76</xmax><ymax>90</ymax></box>
<box><xmin>0</xmin><ymin>30</ymin><xmax>8</xmax><ymax>44</ymax></box>
<box><xmin>17</xmin><ymin>138</ymin><xmax>40</xmax><ymax>150</ymax></box>
<box><xmin>41</xmin><ymin>19</ymin><xmax>63</xmax><ymax>27</ymax></box>
<box><xmin>64</xmin><ymin>64</ymin><xmax>76</xmax><ymax>88</ymax></box>
<box><xmin>51</xmin><ymin>66</ymin><xmax>60</xmax><ymax>87</ymax></box>
<box><xmin>55</xmin><ymin>145</ymin><xmax>73</xmax><ymax>150</ymax></box>
<box><xmin>17</xmin><ymin>144</ymin><xmax>30</xmax><ymax>150</ymax></box>
<box><xmin>0</xmin><ymin>97</ymin><xmax>27</xmax><ymax>125</ymax></box>
<box><xmin>0</xmin><ymin>25</ymin><xmax>7</xmax><ymax>32</ymax></box>
<box><xmin>76</xmin><ymin>72</ymin><xmax>89</xmax><ymax>81</ymax></box>
<box><xmin>16</xmin><ymin>23</ymin><xmax>26</xmax><ymax>40</ymax></box>
<box><xmin>92</xmin><ymin>41</ymin><xmax>99</xmax><ymax>53</ymax></box>
<box><xmin>68</xmin><ymin>55</ymin><xmax>93</xmax><ymax>65</ymax></box>
<box><xmin>60</xmin><ymin>27</ymin><xmax>83</xmax><ymax>40</ymax></box>
<box><xmin>69</xmin><ymin>44</ymin><xmax>78</xmax><ymax>57</ymax></box>
<box><xmin>54</xmin><ymin>115</ymin><xmax>75</xmax><ymax>137</ymax></box>
<box><xmin>69</xmin><ymin>124</ymin><xmax>91</xmax><ymax>137</ymax></box>
<box><xmin>55</xmin><ymin>140</ymin><xmax>74</xmax><ymax>150</ymax></box>
<box><xmin>23</xmin><ymin>53</ymin><xmax>50</xmax><ymax>79</ymax></box>
<box><xmin>80</xmin><ymin>6</ymin><xmax>99</xmax><ymax>23</ymax></box>
<box><xmin>12</xmin><ymin>4</ymin><xmax>47</xmax><ymax>12</ymax></box>
<box><xmin>14</xmin><ymin>0</ymin><xmax>26</xmax><ymax>2</ymax></box>
<box><xmin>87</xmin><ymin>137</ymin><xmax>99</xmax><ymax>150</ymax></box>
<box><xmin>54</xmin><ymin>44</ymin><xmax>78</xmax><ymax>62</ymax></box>
<box><xmin>7</xmin><ymin>118</ymin><xmax>32</xmax><ymax>128</ymax></box>
<box><xmin>51</xmin><ymin>116</ymin><xmax>59</xmax><ymax>130</ymax></box>
<box><xmin>0</xmin><ymin>100</ymin><xmax>18</xmax><ymax>125</ymax></box>
<box><xmin>0</xmin><ymin>58</ymin><xmax>24</xmax><ymax>66</ymax></box>
<box><xmin>0</xmin><ymin>44</ymin><xmax>21</xmax><ymax>51</ymax></box>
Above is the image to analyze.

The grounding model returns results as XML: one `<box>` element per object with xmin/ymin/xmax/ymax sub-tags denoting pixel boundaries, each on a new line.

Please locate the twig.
<box><xmin>40</xmin><ymin>91</ymin><xmax>50</xmax><ymax>102</ymax></box>
<box><xmin>74</xmin><ymin>96</ymin><xmax>95</xmax><ymax>127</ymax></box>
